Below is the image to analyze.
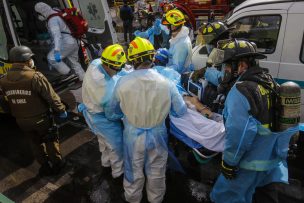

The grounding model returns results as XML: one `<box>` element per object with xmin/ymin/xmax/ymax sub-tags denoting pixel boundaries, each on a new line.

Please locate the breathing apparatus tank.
<box><xmin>279</xmin><ymin>81</ymin><xmax>301</xmax><ymax>143</ymax></box>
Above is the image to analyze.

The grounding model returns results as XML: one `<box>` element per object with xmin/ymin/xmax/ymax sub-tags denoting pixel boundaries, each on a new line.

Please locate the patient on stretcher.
<box><xmin>170</xmin><ymin>96</ymin><xmax>226</xmax><ymax>155</ymax></box>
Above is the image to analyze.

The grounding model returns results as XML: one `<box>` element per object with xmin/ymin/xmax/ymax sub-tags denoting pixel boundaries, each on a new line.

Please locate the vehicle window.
<box><xmin>301</xmin><ymin>33</ymin><xmax>304</xmax><ymax>63</ymax></box>
<box><xmin>199</xmin><ymin>46</ymin><xmax>208</xmax><ymax>55</ymax></box>
<box><xmin>76</xmin><ymin>0</ymin><xmax>105</xmax><ymax>29</ymax></box>
<box><xmin>230</xmin><ymin>15</ymin><xmax>281</xmax><ymax>54</ymax></box>
<box><xmin>0</xmin><ymin>15</ymin><xmax>8</xmax><ymax>60</ymax></box>
<box><xmin>0</xmin><ymin>4</ymin><xmax>14</xmax><ymax>61</ymax></box>
<box><xmin>11</xmin><ymin>5</ymin><xmax>23</xmax><ymax>32</ymax></box>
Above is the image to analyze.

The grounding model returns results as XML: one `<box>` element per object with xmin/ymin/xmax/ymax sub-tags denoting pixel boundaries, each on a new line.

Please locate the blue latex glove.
<box><xmin>155</xmin><ymin>18</ymin><xmax>161</xmax><ymax>27</ymax></box>
<box><xmin>59</xmin><ymin>111</ymin><xmax>68</xmax><ymax>118</ymax></box>
<box><xmin>205</xmin><ymin>67</ymin><xmax>223</xmax><ymax>86</ymax></box>
<box><xmin>154</xmin><ymin>19</ymin><xmax>162</xmax><ymax>35</ymax></box>
<box><xmin>77</xmin><ymin>103</ymin><xmax>86</xmax><ymax>113</ymax></box>
<box><xmin>147</xmin><ymin>27</ymin><xmax>154</xmax><ymax>36</ymax></box>
<box><xmin>134</xmin><ymin>30</ymin><xmax>141</xmax><ymax>36</ymax></box>
<box><xmin>54</xmin><ymin>51</ymin><xmax>61</xmax><ymax>62</ymax></box>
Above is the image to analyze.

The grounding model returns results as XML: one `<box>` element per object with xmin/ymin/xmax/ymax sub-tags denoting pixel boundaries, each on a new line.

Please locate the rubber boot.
<box><xmin>52</xmin><ymin>159</ymin><xmax>66</xmax><ymax>175</ymax></box>
<box><xmin>111</xmin><ymin>174</ymin><xmax>124</xmax><ymax>201</ymax></box>
<box><xmin>100</xmin><ymin>166</ymin><xmax>112</xmax><ymax>177</ymax></box>
<box><xmin>39</xmin><ymin>161</ymin><xmax>53</xmax><ymax>176</ymax></box>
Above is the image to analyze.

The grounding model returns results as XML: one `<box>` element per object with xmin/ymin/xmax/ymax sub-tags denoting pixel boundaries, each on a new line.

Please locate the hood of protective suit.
<box><xmin>169</xmin><ymin>26</ymin><xmax>190</xmax><ymax>45</ymax></box>
<box><xmin>35</xmin><ymin>2</ymin><xmax>57</xmax><ymax>18</ymax></box>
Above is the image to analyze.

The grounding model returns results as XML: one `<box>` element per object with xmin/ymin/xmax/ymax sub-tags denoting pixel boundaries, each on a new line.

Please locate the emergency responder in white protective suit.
<box><xmin>79</xmin><ymin>44</ymin><xmax>128</xmax><ymax>180</ymax></box>
<box><xmin>106</xmin><ymin>37</ymin><xmax>187</xmax><ymax>203</ymax></box>
<box><xmin>34</xmin><ymin>2</ymin><xmax>85</xmax><ymax>81</ymax></box>
<box><xmin>162</xmin><ymin>9</ymin><xmax>193</xmax><ymax>74</ymax></box>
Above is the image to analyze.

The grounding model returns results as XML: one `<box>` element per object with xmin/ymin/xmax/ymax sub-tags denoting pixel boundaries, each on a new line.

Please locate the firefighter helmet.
<box><xmin>101</xmin><ymin>44</ymin><xmax>127</xmax><ymax>71</ymax></box>
<box><xmin>128</xmin><ymin>37</ymin><xmax>155</xmax><ymax>62</ymax></box>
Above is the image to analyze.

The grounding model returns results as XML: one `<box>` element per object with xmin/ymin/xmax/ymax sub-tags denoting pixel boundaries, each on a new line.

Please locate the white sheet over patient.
<box><xmin>170</xmin><ymin>108</ymin><xmax>225</xmax><ymax>152</ymax></box>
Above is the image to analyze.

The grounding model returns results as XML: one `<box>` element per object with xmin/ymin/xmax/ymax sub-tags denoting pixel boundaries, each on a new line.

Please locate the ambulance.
<box><xmin>0</xmin><ymin>0</ymin><xmax>118</xmax><ymax>112</ymax></box>
<box><xmin>192</xmin><ymin>0</ymin><xmax>304</xmax><ymax>120</ymax></box>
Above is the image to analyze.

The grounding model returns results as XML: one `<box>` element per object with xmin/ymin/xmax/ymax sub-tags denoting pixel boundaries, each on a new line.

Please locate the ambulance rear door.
<box><xmin>68</xmin><ymin>0</ymin><xmax>118</xmax><ymax>57</ymax></box>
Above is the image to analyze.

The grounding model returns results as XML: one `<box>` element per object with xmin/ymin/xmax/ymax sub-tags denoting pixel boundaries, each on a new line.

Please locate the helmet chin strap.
<box><xmin>170</xmin><ymin>24</ymin><xmax>183</xmax><ymax>36</ymax></box>
<box><xmin>108</xmin><ymin>65</ymin><xmax>122</xmax><ymax>72</ymax></box>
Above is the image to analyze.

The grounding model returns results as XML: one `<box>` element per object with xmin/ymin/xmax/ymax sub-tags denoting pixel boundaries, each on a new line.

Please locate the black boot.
<box><xmin>100</xmin><ymin>166</ymin><xmax>112</xmax><ymax>177</ymax></box>
<box><xmin>120</xmin><ymin>191</ymin><xmax>128</xmax><ymax>203</ymax></box>
<box><xmin>39</xmin><ymin>161</ymin><xmax>53</xmax><ymax>176</ymax></box>
<box><xmin>110</xmin><ymin>175</ymin><xmax>124</xmax><ymax>201</ymax></box>
<box><xmin>52</xmin><ymin>159</ymin><xmax>66</xmax><ymax>175</ymax></box>
<box><xmin>112</xmin><ymin>174</ymin><xmax>123</xmax><ymax>186</ymax></box>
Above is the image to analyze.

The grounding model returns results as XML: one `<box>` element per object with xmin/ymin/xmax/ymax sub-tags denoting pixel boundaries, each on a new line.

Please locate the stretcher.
<box><xmin>170</xmin><ymin>108</ymin><xmax>225</xmax><ymax>163</ymax></box>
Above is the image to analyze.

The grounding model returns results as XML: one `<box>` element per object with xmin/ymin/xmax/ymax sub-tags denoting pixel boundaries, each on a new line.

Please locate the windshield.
<box><xmin>223</xmin><ymin>9</ymin><xmax>233</xmax><ymax>23</ymax></box>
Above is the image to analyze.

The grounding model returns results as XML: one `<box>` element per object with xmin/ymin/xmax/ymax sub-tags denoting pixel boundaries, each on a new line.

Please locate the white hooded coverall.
<box><xmin>106</xmin><ymin>66</ymin><xmax>187</xmax><ymax>203</ymax></box>
<box><xmin>34</xmin><ymin>2</ymin><xmax>85</xmax><ymax>80</ymax></box>
<box><xmin>81</xmin><ymin>59</ymin><xmax>123</xmax><ymax>178</ymax></box>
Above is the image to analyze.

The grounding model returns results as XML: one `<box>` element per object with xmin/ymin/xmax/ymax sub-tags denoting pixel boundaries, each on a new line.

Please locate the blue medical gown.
<box><xmin>153</xmin><ymin>65</ymin><xmax>187</xmax><ymax>95</ymax></box>
<box><xmin>204</xmin><ymin>66</ymin><xmax>224</xmax><ymax>86</ymax></box>
<box><xmin>210</xmin><ymin>85</ymin><xmax>299</xmax><ymax>203</ymax></box>
<box><xmin>79</xmin><ymin>61</ymin><xmax>130</xmax><ymax>159</ymax></box>
<box><xmin>105</xmin><ymin>69</ymin><xmax>187</xmax><ymax>183</ymax></box>
<box><xmin>167</xmin><ymin>27</ymin><xmax>193</xmax><ymax>74</ymax></box>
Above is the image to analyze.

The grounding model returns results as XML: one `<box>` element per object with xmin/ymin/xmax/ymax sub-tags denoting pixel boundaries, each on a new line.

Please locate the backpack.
<box><xmin>47</xmin><ymin>8</ymin><xmax>88</xmax><ymax>39</ymax></box>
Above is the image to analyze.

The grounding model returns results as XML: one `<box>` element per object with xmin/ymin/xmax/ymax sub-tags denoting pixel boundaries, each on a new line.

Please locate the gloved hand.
<box><xmin>134</xmin><ymin>30</ymin><xmax>141</xmax><ymax>36</ymax></box>
<box><xmin>154</xmin><ymin>19</ymin><xmax>161</xmax><ymax>35</ymax></box>
<box><xmin>147</xmin><ymin>27</ymin><xmax>154</xmax><ymax>36</ymax></box>
<box><xmin>54</xmin><ymin>50</ymin><xmax>62</xmax><ymax>62</ymax></box>
<box><xmin>191</xmin><ymin>68</ymin><xmax>206</xmax><ymax>83</ymax></box>
<box><xmin>155</xmin><ymin>18</ymin><xmax>161</xmax><ymax>27</ymax></box>
<box><xmin>77</xmin><ymin>103</ymin><xmax>86</xmax><ymax>113</ymax></box>
<box><xmin>221</xmin><ymin>160</ymin><xmax>239</xmax><ymax>180</ymax></box>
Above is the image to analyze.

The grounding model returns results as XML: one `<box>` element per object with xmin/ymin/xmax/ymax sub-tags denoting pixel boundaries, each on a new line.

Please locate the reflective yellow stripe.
<box><xmin>262</xmin><ymin>124</ymin><xmax>270</xmax><ymax>129</ymax></box>
<box><xmin>0</xmin><ymin>62</ymin><xmax>12</xmax><ymax>75</ymax></box>
<box><xmin>66</xmin><ymin>0</ymin><xmax>73</xmax><ymax>8</ymax></box>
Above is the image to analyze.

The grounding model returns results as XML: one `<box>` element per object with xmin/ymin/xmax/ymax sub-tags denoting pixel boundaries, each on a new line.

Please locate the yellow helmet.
<box><xmin>101</xmin><ymin>44</ymin><xmax>127</xmax><ymax>70</ymax></box>
<box><xmin>162</xmin><ymin>9</ymin><xmax>185</xmax><ymax>26</ymax></box>
<box><xmin>128</xmin><ymin>37</ymin><xmax>155</xmax><ymax>62</ymax></box>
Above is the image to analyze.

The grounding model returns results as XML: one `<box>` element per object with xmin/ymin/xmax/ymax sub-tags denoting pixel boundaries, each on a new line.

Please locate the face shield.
<box><xmin>207</xmin><ymin>48</ymin><xmax>225</xmax><ymax>66</ymax></box>
<box><xmin>202</xmin><ymin>33</ymin><xmax>216</xmax><ymax>45</ymax></box>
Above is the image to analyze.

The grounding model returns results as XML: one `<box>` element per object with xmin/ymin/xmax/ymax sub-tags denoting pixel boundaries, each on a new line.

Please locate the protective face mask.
<box><xmin>38</xmin><ymin>15</ymin><xmax>46</xmax><ymax>21</ymax></box>
<box><xmin>29</xmin><ymin>59</ymin><xmax>35</xmax><ymax>69</ymax></box>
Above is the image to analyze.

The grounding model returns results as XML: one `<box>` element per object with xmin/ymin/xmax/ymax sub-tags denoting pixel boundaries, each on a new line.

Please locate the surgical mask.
<box><xmin>38</xmin><ymin>15</ymin><xmax>46</xmax><ymax>21</ymax></box>
<box><xmin>28</xmin><ymin>59</ymin><xmax>35</xmax><ymax>69</ymax></box>
<box><xmin>38</xmin><ymin>14</ymin><xmax>46</xmax><ymax>21</ymax></box>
